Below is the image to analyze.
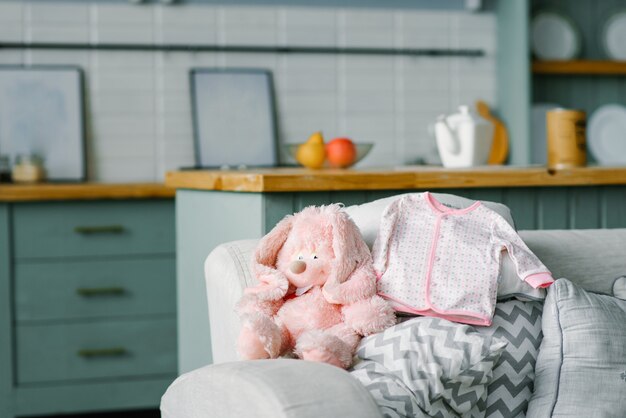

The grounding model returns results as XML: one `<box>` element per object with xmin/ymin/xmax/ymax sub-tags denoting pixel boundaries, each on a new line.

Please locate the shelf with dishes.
<box><xmin>532</xmin><ymin>60</ymin><xmax>626</xmax><ymax>75</ymax></box>
<box><xmin>531</xmin><ymin>8</ymin><xmax>626</xmax><ymax>63</ymax></box>
<box><xmin>529</xmin><ymin>4</ymin><xmax>626</xmax><ymax>166</ymax></box>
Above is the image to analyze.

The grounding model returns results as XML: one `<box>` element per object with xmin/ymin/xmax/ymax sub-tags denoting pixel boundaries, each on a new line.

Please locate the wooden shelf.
<box><xmin>0</xmin><ymin>183</ymin><xmax>174</xmax><ymax>202</ymax></box>
<box><xmin>166</xmin><ymin>166</ymin><xmax>626</xmax><ymax>193</ymax></box>
<box><xmin>533</xmin><ymin>60</ymin><xmax>626</xmax><ymax>75</ymax></box>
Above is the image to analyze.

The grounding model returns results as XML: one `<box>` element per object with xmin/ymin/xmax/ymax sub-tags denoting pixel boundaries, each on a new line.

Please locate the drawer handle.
<box><xmin>77</xmin><ymin>347</ymin><xmax>128</xmax><ymax>358</ymax></box>
<box><xmin>74</xmin><ymin>225</ymin><xmax>125</xmax><ymax>235</ymax></box>
<box><xmin>76</xmin><ymin>287</ymin><xmax>126</xmax><ymax>297</ymax></box>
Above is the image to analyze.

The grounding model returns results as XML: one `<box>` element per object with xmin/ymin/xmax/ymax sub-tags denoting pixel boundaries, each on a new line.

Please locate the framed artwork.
<box><xmin>190</xmin><ymin>68</ymin><xmax>278</xmax><ymax>168</ymax></box>
<box><xmin>0</xmin><ymin>66</ymin><xmax>86</xmax><ymax>181</ymax></box>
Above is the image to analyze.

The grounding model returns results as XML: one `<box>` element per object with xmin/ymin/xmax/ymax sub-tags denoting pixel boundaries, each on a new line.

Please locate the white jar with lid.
<box><xmin>12</xmin><ymin>154</ymin><xmax>46</xmax><ymax>183</ymax></box>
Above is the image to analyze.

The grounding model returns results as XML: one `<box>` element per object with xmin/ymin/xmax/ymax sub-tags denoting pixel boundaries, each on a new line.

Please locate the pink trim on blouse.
<box><xmin>525</xmin><ymin>272</ymin><xmax>555</xmax><ymax>288</ymax></box>
<box><xmin>425</xmin><ymin>191</ymin><xmax>482</xmax><ymax>215</ymax></box>
<box><xmin>379</xmin><ymin>291</ymin><xmax>493</xmax><ymax>326</ymax></box>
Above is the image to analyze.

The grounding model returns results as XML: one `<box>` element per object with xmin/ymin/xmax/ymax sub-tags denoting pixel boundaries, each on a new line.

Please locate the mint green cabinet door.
<box><xmin>13</xmin><ymin>200</ymin><xmax>174</xmax><ymax>259</ymax></box>
<box><xmin>15</xmin><ymin>257</ymin><xmax>175</xmax><ymax>322</ymax></box>
<box><xmin>16</xmin><ymin>317</ymin><xmax>176</xmax><ymax>384</ymax></box>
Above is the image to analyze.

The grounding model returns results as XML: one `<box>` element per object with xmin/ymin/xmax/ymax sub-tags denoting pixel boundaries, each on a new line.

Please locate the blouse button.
<box><xmin>435</xmin><ymin>256</ymin><xmax>441</xmax><ymax>262</ymax></box>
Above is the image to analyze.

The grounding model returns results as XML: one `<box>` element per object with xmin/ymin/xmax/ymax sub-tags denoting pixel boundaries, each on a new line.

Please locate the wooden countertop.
<box><xmin>165</xmin><ymin>166</ymin><xmax>626</xmax><ymax>193</ymax></box>
<box><xmin>0</xmin><ymin>182</ymin><xmax>174</xmax><ymax>202</ymax></box>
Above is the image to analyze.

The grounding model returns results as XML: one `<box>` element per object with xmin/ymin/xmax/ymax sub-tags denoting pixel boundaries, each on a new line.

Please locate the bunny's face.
<box><xmin>251</xmin><ymin>204</ymin><xmax>370</xmax><ymax>303</ymax></box>
<box><xmin>276</xmin><ymin>215</ymin><xmax>335</xmax><ymax>289</ymax></box>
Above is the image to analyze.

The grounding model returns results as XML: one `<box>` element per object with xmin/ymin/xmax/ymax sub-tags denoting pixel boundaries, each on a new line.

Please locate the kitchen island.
<box><xmin>166</xmin><ymin>165</ymin><xmax>626</xmax><ymax>372</ymax></box>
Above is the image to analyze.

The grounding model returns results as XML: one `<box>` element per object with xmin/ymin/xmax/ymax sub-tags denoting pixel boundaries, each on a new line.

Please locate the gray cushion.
<box><xmin>615</xmin><ymin>276</ymin><xmax>626</xmax><ymax>299</ymax></box>
<box><xmin>527</xmin><ymin>278</ymin><xmax>626</xmax><ymax>417</ymax></box>
<box><xmin>161</xmin><ymin>359</ymin><xmax>383</xmax><ymax>418</ymax></box>
<box><xmin>476</xmin><ymin>300</ymin><xmax>543</xmax><ymax>418</ymax></box>
<box><xmin>350</xmin><ymin>317</ymin><xmax>507</xmax><ymax>418</ymax></box>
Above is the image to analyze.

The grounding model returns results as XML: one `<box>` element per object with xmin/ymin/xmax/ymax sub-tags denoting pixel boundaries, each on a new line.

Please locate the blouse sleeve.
<box><xmin>371</xmin><ymin>197</ymin><xmax>403</xmax><ymax>277</ymax></box>
<box><xmin>491</xmin><ymin>215</ymin><xmax>554</xmax><ymax>288</ymax></box>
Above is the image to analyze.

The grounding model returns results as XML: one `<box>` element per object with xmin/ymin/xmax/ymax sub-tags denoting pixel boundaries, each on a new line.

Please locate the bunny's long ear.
<box><xmin>323</xmin><ymin>206</ymin><xmax>376</xmax><ymax>304</ymax></box>
<box><xmin>247</xmin><ymin>215</ymin><xmax>292</xmax><ymax>301</ymax></box>
<box><xmin>329</xmin><ymin>207</ymin><xmax>360</xmax><ymax>284</ymax></box>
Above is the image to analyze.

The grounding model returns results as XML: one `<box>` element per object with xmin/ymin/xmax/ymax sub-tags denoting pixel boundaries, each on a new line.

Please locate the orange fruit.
<box><xmin>326</xmin><ymin>138</ymin><xmax>356</xmax><ymax>168</ymax></box>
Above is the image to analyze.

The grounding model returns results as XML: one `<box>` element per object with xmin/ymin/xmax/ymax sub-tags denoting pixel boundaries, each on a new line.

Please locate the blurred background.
<box><xmin>2</xmin><ymin>0</ymin><xmax>626</xmax><ymax>417</ymax></box>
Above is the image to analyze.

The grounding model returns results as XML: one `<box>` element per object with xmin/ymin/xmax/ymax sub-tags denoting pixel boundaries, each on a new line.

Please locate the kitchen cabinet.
<box><xmin>0</xmin><ymin>184</ymin><xmax>176</xmax><ymax>418</ymax></box>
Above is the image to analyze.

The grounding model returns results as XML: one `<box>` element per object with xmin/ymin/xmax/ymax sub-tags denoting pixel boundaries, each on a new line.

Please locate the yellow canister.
<box><xmin>546</xmin><ymin>108</ymin><xmax>586</xmax><ymax>169</ymax></box>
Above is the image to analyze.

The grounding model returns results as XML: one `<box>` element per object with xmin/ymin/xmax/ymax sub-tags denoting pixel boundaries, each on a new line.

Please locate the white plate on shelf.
<box><xmin>531</xmin><ymin>11</ymin><xmax>580</xmax><ymax>60</ymax></box>
<box><xmin>602</xmin><ymin>11</ymin><xmax>626</xmax><ymax>60</ymax></box>
<box><xmin>588</xmin><ymin>104</ymin><xmax>626</xmax><ymax>165</ymax></box>
<box><xmin>531</xmin><ymin>103</ymin><xmax>560</xmax><ymax>164</ymax></box>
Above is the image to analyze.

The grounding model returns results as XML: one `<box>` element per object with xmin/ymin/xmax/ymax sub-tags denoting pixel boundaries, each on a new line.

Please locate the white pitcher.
<box><xmin>434</xmin><ymin>106</ymin><xmax>494</xmax><ymax>168</ymax></box>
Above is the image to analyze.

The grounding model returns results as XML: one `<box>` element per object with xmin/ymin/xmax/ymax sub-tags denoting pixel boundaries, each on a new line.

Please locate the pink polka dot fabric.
<box><xmin>372</xmin><ymin>192</ymin><xmax>554</xmax><ymax>326</ymax></box>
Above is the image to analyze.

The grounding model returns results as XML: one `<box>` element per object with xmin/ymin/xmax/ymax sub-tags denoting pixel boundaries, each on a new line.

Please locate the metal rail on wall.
<box><xmin>0</xmin><ymin>42</ymin><xmax>484</xmax><ymax>57</ymax></box>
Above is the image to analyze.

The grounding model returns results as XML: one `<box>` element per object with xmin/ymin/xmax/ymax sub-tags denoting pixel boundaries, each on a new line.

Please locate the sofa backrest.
<box><xmin>520</xmin><ymin>229</ymin><xmax>626</xmax><ymax>296</ymax></box>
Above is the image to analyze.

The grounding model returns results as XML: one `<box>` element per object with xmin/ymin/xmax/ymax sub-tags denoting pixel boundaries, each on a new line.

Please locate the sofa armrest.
<box><xmin>161</xmin><ymin>359</ymin><xmax>383</xmax><ymax>418</ymax></box>
<box><xmin>204</xmin><ymin>239</ymin><xmax>259</xmax><ymax>364</ymax></box>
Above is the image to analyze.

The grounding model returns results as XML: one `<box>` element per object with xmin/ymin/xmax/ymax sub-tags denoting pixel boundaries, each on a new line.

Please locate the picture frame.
<box><xmin>189</xmin><ymin>68</ymin><xmax>278</xmax><ymax>169</ymax></box>
<box><xmin>0</xmin><ymin>65</ymin><xmax>86</xmax><ymax>181</ymax></box>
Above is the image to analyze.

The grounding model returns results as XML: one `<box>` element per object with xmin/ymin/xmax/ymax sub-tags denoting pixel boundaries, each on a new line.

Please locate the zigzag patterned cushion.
<box><xmin>476</xmin><ymin>300</ymin><xmax>544</xmax><ymax>418</ymax></box>
<box><xmin>350</xmin><ymin>317</ymin><xmax>507</xmax><ymax>418</ymax></box>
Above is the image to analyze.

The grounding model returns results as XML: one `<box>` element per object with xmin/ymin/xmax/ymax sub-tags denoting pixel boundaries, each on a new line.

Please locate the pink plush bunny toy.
<box><xmin>236</xmin><ymin>204</ymin><xmax>395</xmax><ymax>369</ymax></box>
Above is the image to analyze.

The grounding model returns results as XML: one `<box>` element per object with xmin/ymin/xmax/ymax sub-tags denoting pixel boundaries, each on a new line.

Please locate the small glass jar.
<box><xmin>0</xmin><ymin>155</ymin><xmax>11</xmax><ymax>183</ymax></box>
<box><xmin>12</xmin><ymin>154</ymin><xmax>46</xmax><ymax>183</ymax></box>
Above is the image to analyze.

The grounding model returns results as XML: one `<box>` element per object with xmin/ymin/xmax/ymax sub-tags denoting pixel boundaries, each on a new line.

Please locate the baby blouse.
<box><xmin>372</xmin><ymin>192</ymin><xmax>554</xmax><ymax>326</ymax></box>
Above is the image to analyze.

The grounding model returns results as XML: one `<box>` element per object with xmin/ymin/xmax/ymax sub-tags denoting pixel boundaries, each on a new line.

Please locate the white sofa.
<box><xmin>161</xmin><ymin>196</ymin><xmax>626</xmax><ymax>418</ymax></box>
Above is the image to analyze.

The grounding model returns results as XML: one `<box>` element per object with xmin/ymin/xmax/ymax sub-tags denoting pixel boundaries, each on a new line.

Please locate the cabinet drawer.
<box><xmin>13</xmin><ymin>200</ymin><xmax>174</xmax><ymax>259</ymax></box>
<box><xmin>15</xmin><ymin>258</ymin><xmax>175</xmax><ymax>322</ymax></box>
<box><xmin>16</xmin><ymin>317</ymin><xmax>176</xmax><ymax>384</ymax></box>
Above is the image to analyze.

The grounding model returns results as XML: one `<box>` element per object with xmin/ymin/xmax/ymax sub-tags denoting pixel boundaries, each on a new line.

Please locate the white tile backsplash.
<box><xmin>219</xmin><ymin>7</ymin><xmax>277</xmax><ymax>46</ymax></box>
<box><xmin>279</xmin><ymin>94</ymin><xmax>338</xmax><ymax>113</ymax></box>
<box><xmin>92</xmin><ymin>137</ymin><xmax>156</xmax><ymax>159</ymax></box>
<box><xmin>95</xmin><ymin>26</ymin><xmax>154</xmax><ymax>44</ymax></box>
<box><xmin>27</xmin><ymin>3</ymin><xmax>89</xmax><ymax>24</ymax></box>
<box><xmin>90</xmin><ymin>73</ymin><xmax>155</xmax><ymax>93</ymax></box>
<box><xmin>28</xmin><ymin>50</ymin><xmax>90</xmax><ymax>66</ymax></box>
<box><xmin>0</xmin><ymin>1</ymin><xmax>497</xmax><ymax>180</ymax></box>
<box><xmin>158</xmin><ymin>4</ymin><xmax>218</xmax><ymax>25</ymax></box>
<box><xmin>0</xmin><ymin>2</ymin><xmax>22</xmax><ymax>21</ymax></box>
<box><xmin>92</xmin><ymin>92</ymin><xmax>156</xmax><ymax>114</ymax></box>
<box><xmin>93</xmin><ymin>51</ymin><xmax>154</xmax><ymax>69</ymax></box>
<box><xmin>221</xmin><ymin>52</ymin><xmax>278</xmax><ymax>70</ymax></box>
<box><xmin>161</xmin><ymin>115</ymin><xmax>194</xmax><ymax>137</ymax></box>
<box><xmin>92</xmin><ymin>116</ymin><xmax>157</xmax><ymax>136</ymax></box>
<box><xmin>94</xmin><ymin>3</ymin><xmax>153</xmax><ymax>24</ymax></box>
<box><xmin>92</xmin><ymin>159</ymin><xmax>156</xmax><ymax>182</ymax></box>
<box><xmin>29</xmin><ymin>26</ymin><xmax>90</xmax><ymax>43</ymax></box>
<box><xmin>158</xmin><ymin>25</ymin><xmax>218</xmax><ymax>45</ymax></box>
<box><xmin>0</xmin><ymin>26</ymin><xmax>22</xmax><ymax>42</ymax></box>
<box><xmin>281</xmin><ymin>8</ymin><xmax>337</xmax><ymax>47</ymax></box>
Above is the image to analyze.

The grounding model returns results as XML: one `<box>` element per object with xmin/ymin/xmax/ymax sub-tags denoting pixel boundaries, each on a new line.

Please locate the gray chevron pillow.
<box><xmin>476</xmin><ymin>300</ymin><xmax>544</xmax><ymax>418</ymax></box>
<box><xmin>350</xmin><ymin>317</ymin><xmax>507</xmax><ymax>418</ymax></box>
